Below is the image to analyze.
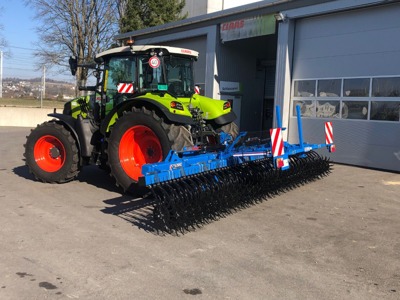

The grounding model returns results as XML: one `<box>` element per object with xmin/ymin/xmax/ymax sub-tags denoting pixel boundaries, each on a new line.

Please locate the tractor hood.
<box><xmin>135</xmin><ymin>92</ymin><xmax>236</xmax><ymax>125</ymax></box>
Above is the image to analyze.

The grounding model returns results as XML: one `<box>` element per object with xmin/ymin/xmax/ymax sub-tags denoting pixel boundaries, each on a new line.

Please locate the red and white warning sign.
<box><xmin>149</xmin><ymin>57</ymin><xmax>160</xmax><ymax>68</ymax></box>
<box><xmin>117</xmin><ymin>83</ymin><xmax>134</xmax><ymax>94</ymax></box>
<box><xmin>325</xmin><ymin>122</ymin><xmax>333</xmax><ymax>144</ymax></box>
<box><xmin>194</xmin><ymin>85</ymin><xmax>200</xmax><ymax>94</ymax></box>
<box><xmin>270</xmin><ymin>128</ymin><xmax>284</xmax><ymax>157</ymax></box>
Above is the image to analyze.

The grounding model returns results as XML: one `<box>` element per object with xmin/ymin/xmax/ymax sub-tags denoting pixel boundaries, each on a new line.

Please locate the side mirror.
<box><xmin>69</xmin><ymin>56</ymin><xmax>78</xmax><ymax>76</ymax></box>
<box><xmin>78</xmin><ymin>86</ymin><xmax>97</xmax><ymax>91</ymax></box>
<box><xmin>194</xmin><ymin>85</ymin><xmax>200</xmax><ymax>94</ymax></box>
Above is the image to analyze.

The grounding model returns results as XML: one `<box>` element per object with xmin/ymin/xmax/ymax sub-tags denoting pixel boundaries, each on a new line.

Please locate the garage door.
<box><xmin>289</xmin><ymin>3</ymin><xmax>400</xmax><ymax>172</ymax></box>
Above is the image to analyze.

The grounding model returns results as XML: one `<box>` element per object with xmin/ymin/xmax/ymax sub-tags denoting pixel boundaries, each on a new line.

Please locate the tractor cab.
<box><xmin>100</xmin><ymin>47</ymin><xmax>197</xmax><ymax>108</ymax></box>
<box><xmin>68</xmin><ymin>44</ymin><xmax>215</xmax><ymax>123</ymax></box>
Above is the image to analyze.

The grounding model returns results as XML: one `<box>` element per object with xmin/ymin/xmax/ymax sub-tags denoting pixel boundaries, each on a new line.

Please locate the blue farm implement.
<box><xmin>140</xmin><ymin>105</ymin><xmax>335</xmax><ymax>233</ymax></box>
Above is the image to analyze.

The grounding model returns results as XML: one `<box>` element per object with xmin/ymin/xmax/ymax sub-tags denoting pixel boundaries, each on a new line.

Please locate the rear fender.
<box><xmin>48</xmin><ymin>113</ymin><xmax>96</xmax><ymax>158</ymax></box>
<box><xmin>48</xmin><ymin>113</ymin><xmax>79</xmax><ymax>147</ymax></box>
<box><xmin>100</xmin><ymin>97</ymin><xmax>194</xmax><ymax>135</ymax></box>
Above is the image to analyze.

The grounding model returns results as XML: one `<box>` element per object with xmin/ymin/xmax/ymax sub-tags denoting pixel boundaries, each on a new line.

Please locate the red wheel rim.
<box><xmin>119</xmin><ymin>125</ymin><xmax>163</xmax><ymax>180</ymax></box>
<box><xmin>34</xmin><ymin>135</ymin><xmax>66</xmax><ymax>172</ymax></box>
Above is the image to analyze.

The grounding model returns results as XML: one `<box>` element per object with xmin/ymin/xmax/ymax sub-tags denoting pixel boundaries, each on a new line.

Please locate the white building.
<box><xmin>182</xmin><ymin>0</ymin><xmax>264</xmax><ymax>17</ymax></box>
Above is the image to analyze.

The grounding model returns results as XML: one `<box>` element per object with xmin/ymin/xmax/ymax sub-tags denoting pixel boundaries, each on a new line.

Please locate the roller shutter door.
<box><xmin>289</xmin><ymin>3</ymin><xmax>400</xmax><ymax>171</ymax></box>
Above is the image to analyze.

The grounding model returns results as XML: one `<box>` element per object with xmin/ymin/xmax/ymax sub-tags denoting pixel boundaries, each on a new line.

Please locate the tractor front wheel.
<box><xmin>24</xmin><ymin>121</ymin><xmax>80</xmax><ymax>183</ymax></box>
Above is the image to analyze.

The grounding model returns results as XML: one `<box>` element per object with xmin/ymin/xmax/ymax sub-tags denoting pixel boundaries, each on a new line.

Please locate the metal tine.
<box><xmin>198</xmin><ymin>173</ymin><xmax>218</xmax><ymax>222</ymax></box>
<box><xmin>215</xmin><ymin>168</ymin><xmax>235</xmax><ymax>213</ymax></box>
<box><xmin>219</xmin><ymin>166</ymin><xmax>247</xmax><ymax>214</ymax></box>
<box><xmin>259</xmin><ymin>161</ymin><xmax>274</xmax><ymax>199</ymax></box>
<box><xmin>186</xmin><ymin>176</ymin><xmax>207</xmax><ymax>229</ymax></box>
<box><xmin>228</xmin><ymin>165</ymin><xmax>248</xmax><ymax>209</ymax></box>
<box><xmin>160</xmin><ymin>182</ymin><xmax>180</xmax><ymax>232</ymax></box>
<box><xmin>225</xmin><ymin>165</ymin><xmax>242</xmax><ymax>208</ymax></box>
<box><xmin>192</xmin><ymin>175</ymin><xmax>211</xmax><ymax>225</ymax></box>
<box><xmin>179</xmin><ymin>179</ymin><xmax>199</xmax><ymax>231</ymax></box>
<box><xmin>151</xmin><ymin>184</ymin><xmax>174</xmax><ymax>234</ymax></box>
<box><xmin>169</xmin><ymin>181</ymin><xmax>191</xmax><ymax>234</ymax></box>
<box><xmin>207</xmin><ymin>172</ymin><xmax>228</xmax><ymax>218</ymax></box>
<box><xmin>251</xmin><ymin>161</ymin><xmax>266</xmax><ymax>200</ymax></box>
<box><xmin>223</xmin><ymin>167</ymin><xmax>241</xmax><ymax>213</ymax></box>
<box><xmin>219</xmin><ymin>168</ymin><xmax>240</xmax><ymax>212</ymax></box>
<box><xmin>189</xmin><ymin>174</ymin><xmax>211</xmax><ymax>225</ymax></box>
<box><xmin>205</xmin><ymin>172</ymin><xmax>227</xmax><ymax>221</ymax></box>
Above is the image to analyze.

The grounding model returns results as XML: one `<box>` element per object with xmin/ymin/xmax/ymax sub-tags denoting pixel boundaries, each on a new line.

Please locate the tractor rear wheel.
<box><xmin>107</xmin><ymin>107</ymin><xmax>193</xmax><ymax>192</ymax></box>
<box><xmin>217</xmin><ymin>122</ymin><xmax>239</xmax><ymax>140</ymax></box>
<box><xmin>24</xmin><ymin>121</ymin><xmax>80</xmax><ymax>183</ymax></box>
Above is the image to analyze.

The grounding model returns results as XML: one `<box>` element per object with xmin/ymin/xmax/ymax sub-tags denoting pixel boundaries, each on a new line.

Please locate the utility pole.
<box><xmin>0</xmin><ymin>50</ymin><xmax>3</xmax><ymax>98</ymax></box>
<box><xmin>41</xmin><ymin>65</ymin><xmax>45</xmax><ymax>108</ymax></box>
<box><xmin>43</xmin><ymin>65</ymin><xmax>46</xmax><ymax>98</ymax></box>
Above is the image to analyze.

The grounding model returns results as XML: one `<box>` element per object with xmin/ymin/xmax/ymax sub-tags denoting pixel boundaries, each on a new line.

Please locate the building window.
<box><xmin>316</xmin><ymin>100</ymin><xmax>340</xmax><ymax>118</ymax></box>
<box><xmin>293</xmin><ymin>80</ymin><xmax>315</xmax><ymax>97</ymax></box>
<box><xmin>292</xmin><ymin>76</ymin><xmax>400</xmax><ymax>122</ymax></box>
<box><xmin>343</xmin><ymin>78</ymin><xmax>370</xmax><ymax>97</ymax></box>
<box><xmin>293</xmin><ymin>100</ymin><xmax>315</xmax><ymax>117</ymax></box>
<box><xmin>372</xmin><ymin>77</ymin><xmax>400</xmax><ymax>97</ymax></box>
<box><xmin>317</xmin><ymin>79</ymin><xmax>341</xmax><ymax>97</ymax></box>
<box><xmin>370</xmin><ymin>101</ymin><xmax>400</xmax><ymax>121</ymax></box>
<box><xmin>342</xmin><ymin>101</ymin><xmax>369</xmax><ymax>120</ymax></box>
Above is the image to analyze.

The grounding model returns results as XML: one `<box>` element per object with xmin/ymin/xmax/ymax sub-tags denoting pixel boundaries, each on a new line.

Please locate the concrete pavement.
<box><xmin>0</xmin><ymin>127</ymin><xmax>399</xmax><ymax>299</ymax></box>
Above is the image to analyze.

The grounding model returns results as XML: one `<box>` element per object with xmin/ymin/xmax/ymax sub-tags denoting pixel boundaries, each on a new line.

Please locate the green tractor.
<box><xmin>24</xmin><ymin>43</ymin><xmax>238</xmax><ymax>192</ymax></box>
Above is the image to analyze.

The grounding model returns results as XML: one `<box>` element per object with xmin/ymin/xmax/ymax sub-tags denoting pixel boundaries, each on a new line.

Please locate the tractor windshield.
<box><xmin>164</xmin><ymin>56</ymin><xmax>194</xmax><ymax>97</ymax></box>
<box><xmin>138</xmin><ymin>55</ymin><xmax>194</xmax><ymax>97</ymax></box>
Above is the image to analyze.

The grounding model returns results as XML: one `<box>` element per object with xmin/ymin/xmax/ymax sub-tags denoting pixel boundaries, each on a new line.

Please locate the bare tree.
<box><xmin>27</xmin><ymin>0</ymin><xmax>118</xmax><ymax>93</ymax></box>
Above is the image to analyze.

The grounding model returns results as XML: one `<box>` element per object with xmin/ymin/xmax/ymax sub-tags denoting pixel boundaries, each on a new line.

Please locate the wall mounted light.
<box><xmin>274</xmin><ymin>12</ymin><xmax>287</xmax><ymax>22</ymax></box>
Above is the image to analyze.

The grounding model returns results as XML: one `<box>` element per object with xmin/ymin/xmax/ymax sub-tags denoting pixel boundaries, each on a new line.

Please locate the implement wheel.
<box><xmin>24</xmin><ymin>121</ymin><xmax>80</xmax><ymax>183</ymax></box>
<box><xmin>107</xmin><ymin>107</ymin><xmax>193</xmax><ymax>193</ymax></box>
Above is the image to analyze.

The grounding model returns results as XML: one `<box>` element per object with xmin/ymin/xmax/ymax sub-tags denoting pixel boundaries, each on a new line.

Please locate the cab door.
<box><xmin>105</xmin><ymin>56</ymin><xmax>137</xmax><ymax>107</ymax></box>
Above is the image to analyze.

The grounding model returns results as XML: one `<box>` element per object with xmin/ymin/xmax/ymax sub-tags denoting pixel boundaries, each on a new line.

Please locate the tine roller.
<box><xmin>141</xmin><ymin>105</ymin><xmax>336</xmax><ymax>234</ymax></box>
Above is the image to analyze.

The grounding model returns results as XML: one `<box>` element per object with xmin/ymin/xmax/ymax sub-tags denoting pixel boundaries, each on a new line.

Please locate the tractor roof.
<box><xmin>96</xmin><ymin>45</ymin><xmax>199</xmax><ymax>59</ymax></box>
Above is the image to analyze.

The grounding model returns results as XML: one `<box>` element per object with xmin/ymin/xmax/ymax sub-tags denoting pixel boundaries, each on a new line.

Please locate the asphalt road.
<box><xmin>0</xmin><ymin>126</ymin><xmax>399</xmax><ymax>299</ymax></box>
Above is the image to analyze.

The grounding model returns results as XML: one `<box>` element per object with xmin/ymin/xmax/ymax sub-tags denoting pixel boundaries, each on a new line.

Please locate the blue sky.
<box><xmin>0</xmin><ymin>0</ymin><xmax>72</xmax><ymax>82</ymax></box>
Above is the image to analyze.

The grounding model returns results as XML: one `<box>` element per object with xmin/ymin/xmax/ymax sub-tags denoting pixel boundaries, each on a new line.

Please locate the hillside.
<box><xmin>2</xmin><ymin>78</ymin><xmax>75</xmax><ymax>100</ymax></box>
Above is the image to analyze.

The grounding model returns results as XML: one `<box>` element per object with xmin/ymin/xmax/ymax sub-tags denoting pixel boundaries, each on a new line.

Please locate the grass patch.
<box><xmin>0</xmin><ymin>97</ymin><xmax>67</xmax><ymax>109</ymax></box>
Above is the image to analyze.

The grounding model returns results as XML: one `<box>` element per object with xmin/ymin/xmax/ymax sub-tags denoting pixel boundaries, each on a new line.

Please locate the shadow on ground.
<box><xmin>13</xmin><ymin>162</ymin><xmax>167</xmax><ymax>234</ymax></box>
<box><xmin>13</xmin><ymin>165</ymin><xmax>35</xmax><ymax>181</ymax></box>
<box><xmin>101</xmin><ymin>195</ymin><xmax>162</xmax><ymax>234</ymax></box>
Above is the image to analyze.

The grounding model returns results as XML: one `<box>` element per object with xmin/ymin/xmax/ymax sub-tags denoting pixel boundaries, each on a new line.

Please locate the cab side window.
<box><xmin>106</xmin><ymin>57</ymin><xmax>136</xmax><ymax>106</ymax></box>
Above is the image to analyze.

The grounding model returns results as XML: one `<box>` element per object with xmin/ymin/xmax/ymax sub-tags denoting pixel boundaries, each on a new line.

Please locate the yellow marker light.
<box><xmin>104</xmin><ymin>70</ymin><xmax>109</xmax><ymax>92</ymax></box>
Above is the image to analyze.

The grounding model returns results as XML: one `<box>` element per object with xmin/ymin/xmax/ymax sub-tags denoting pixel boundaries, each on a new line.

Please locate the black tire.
<box><xmin>217</xmin><ymin>122</ymin><xmax>239</xmax><ymax>140</ymax></box>
<box><xmin>24</xmin><ymin>121</ymin><xmax>80</xmax><ymax>183</ymax></box>
<box><xmin>107</xmin><ymin>107</ymin><xmax>193</xmax><ymax>192</ymax></box>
